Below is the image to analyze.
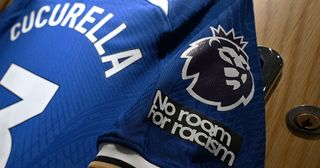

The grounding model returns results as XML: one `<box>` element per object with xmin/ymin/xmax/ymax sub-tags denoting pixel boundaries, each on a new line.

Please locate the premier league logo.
<box><xmin>181</xmin><ymin>26</ymin><xmax>255</xmax><ymax>111</ymax></box>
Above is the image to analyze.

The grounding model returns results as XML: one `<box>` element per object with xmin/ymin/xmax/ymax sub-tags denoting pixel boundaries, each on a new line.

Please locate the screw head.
<box><xmin>286</xmin><ymin>105</ymin><xmax>320</xmax><ymax>137</ymax></box>
<box><xmin>295</xmin><ymin>113</ymin><xmax>320</xmax><ymax>130</ymax></box>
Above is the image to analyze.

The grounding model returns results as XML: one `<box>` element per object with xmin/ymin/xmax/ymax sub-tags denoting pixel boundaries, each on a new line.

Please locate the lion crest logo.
<box><xmin>181</xmin><ymin>26</ymin><xmax>255</xmax><ymax>111</ymax></box>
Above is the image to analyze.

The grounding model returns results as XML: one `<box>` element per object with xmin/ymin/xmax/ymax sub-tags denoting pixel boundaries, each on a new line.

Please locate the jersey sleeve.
<box><xmin>91</xmin><ymin>0</ymin><xmax>266</xmax><ymax>167</ymax></box>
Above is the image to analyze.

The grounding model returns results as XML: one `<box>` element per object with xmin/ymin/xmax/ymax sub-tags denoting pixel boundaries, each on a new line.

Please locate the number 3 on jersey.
<box><xmin>0</xmin><ymin>64</ymin><xmax>59</xmax><ymax>167</ymax></box>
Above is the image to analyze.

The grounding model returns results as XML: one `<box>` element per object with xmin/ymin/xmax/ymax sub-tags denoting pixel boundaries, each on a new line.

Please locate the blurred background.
<box><xmin>254</xmin><ymin>0</ymin><xmax>320</xmax><ymax>167</ymax></box>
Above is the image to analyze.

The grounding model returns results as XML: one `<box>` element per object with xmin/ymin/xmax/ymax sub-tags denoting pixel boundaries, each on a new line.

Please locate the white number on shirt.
<box><xmin>0</xmin><ymin>64</ymin><xmax>59</xmax><ymax>168</ymax></box>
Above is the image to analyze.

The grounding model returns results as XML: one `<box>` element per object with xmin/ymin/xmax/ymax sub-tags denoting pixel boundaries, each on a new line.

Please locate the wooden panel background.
<box><xmin>0</xmin><ymin>0</ymin><xmax>9</xmax><ymax>12</ymax></box>
<box><xmin>253</xmin><ymin>0</ymin><xmax>320</xmax><ymax>167</ymax></box>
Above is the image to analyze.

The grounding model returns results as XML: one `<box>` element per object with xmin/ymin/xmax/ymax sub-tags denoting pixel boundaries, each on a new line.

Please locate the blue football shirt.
<box><xmin>95</xmin><ymin>0</ymin><xmax>266</xmax><ymax>168</ymax></box>
<box><xmin>0</xmin><ymin>0</ymin><xmax>265</xmax><ymax>167</ymax></box>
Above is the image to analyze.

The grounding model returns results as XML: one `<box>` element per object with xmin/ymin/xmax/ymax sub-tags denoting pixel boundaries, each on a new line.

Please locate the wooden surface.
<box><xmin>253</xmin><ymin>0</ymin><xmax>320</xmax><ymax>167</ymax></box>
<box><xmin>88</xmin><ymin>161</ymin><xmax>120</xmax><ymax>168</ymax></box>
<box><xmin>0</xmin><ymin>0</ymin><xmax>9</xmax><ymax>12</ymax></box>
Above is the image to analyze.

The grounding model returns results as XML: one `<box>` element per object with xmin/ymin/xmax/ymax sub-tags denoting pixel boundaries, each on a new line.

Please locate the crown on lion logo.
<box><xmin>211</xmin><ymin>25</ymin><xmax>248</xmax><ymax>49</ymax></box>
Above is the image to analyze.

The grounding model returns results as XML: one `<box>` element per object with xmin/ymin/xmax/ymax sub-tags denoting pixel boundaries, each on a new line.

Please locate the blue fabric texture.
<box><xmin>0</xmin><ymin>0</ymin><xmax>265</xmax><ymax>167</ymax></box>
